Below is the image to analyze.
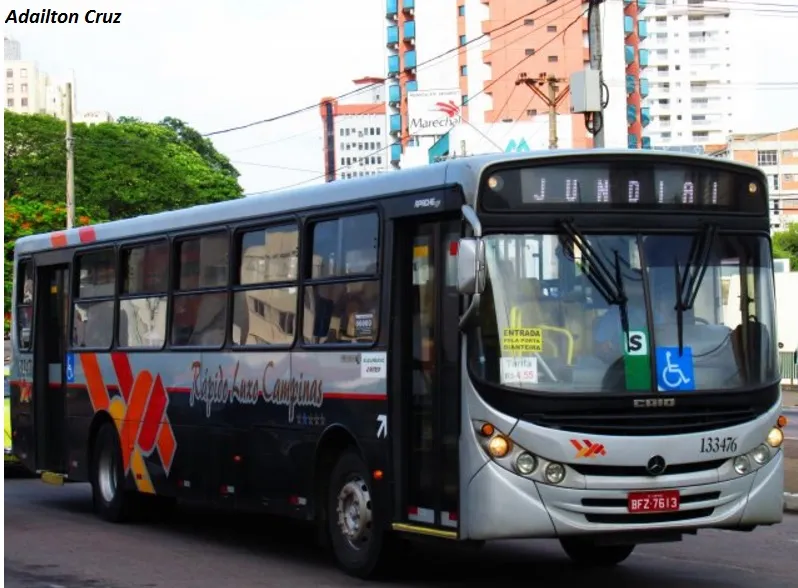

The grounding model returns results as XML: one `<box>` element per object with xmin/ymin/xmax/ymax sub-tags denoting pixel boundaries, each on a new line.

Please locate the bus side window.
<box><xmin>170</xmin><ymin>232</ymin><xmax>229</xmax><ymax>347</ymax></box>
<box><xmin>118</xmin><ymin>240</ymin><xmax>169</xmax><ymax>349</ymax></box>
<box><xmin>232</xmin><ymin>224</ymin><xmax>299</xmax><ymax>347</ymax></box>
<box><xmin>15</xmin><ymin>260</ymin><xmax>34</xmax><ymax>349</ymax></box>
<box><xmin>303</xmin><ymin>213</ymin><xmax>380</xmax><ymax>344</ymax></box>
<box><xmin>72</xmin><ymin>249</ymin><xmax>116</xmax><ymax>349</ymax></box>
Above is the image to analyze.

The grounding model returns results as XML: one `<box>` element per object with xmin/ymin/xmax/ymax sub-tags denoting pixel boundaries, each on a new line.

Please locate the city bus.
<box><xmin>8</xmin><ymin>149</ymin><xmax>789</xmax><ymax>577</ymax></box>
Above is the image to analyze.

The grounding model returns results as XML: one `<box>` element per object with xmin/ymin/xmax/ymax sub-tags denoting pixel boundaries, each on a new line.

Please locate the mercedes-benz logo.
<box><xmin>646</xmin><ymin>455</ymin><xmax>667</xmax><ymax>476</ymax></box>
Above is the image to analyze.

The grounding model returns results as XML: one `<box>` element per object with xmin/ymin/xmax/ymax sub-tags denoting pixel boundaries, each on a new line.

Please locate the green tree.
<box><xmin>773</xmin><ymin>223</ymin><xmax>798</xmax><ymax>271</ymax></box>
<box><xmin>158</xmin><ymin>116</ymin><xmax>240</xmax><ymax>178</ymax></box>
<box><xmin>3</xmin><ymin>111</ymin><xmax>243</xmax><ymax>333</ymax></box>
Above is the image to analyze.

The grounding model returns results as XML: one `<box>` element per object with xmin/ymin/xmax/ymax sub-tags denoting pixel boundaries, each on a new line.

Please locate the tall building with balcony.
<box><xmin>319</xmin><ymin>77</ymin><xmax>391</xmax><ymax>182</ymax></box>
<box><xmin>385</xmin><ymin>0</ymin><xmax>636</xmax><ymax>167</ymax></box>
<box><xmin>640</xmin><ymin>0</ymin><xmax>736</xmax><ymax>147</ymax></box>
<box><xmin>639</xmin><ymin>0</ymin><xmax>798</xmax><ymax>148</ymax></box>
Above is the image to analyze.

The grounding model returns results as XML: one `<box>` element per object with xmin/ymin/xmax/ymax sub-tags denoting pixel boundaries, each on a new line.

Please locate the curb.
<box><xmin>785</xmin><ymin>493</ymin><xmax>798</xmax><ymax>514</ymax></box>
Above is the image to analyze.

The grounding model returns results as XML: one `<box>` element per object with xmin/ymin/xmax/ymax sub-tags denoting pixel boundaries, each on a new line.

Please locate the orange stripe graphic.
<box><xmin>80</xmin><ymin>353</ymin><xmax>109</xmax><ymax>412</ymax></box>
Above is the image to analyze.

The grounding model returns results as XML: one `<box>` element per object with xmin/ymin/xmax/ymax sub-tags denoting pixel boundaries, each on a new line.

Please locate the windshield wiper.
<box><xmin>560</xmin><ymin>221</ymin><xmax>629</xmax><ymax>337</ymax></box>
<box><xmin>673</xmin><ymin>223</ymin><xmax>717</xmax><ymax>353</ymax></box>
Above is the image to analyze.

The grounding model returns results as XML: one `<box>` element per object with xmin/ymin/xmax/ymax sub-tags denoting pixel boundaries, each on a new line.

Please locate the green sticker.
<box><xmin>623</xmin><ymin>330</ymin><xmax>651</xmax><ymax>391</ymax></box>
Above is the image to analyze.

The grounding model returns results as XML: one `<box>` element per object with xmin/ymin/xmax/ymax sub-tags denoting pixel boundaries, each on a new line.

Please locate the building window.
<box><xmin>5</xmin><ymin>69</ymin><xmax>12</xmax><ymax>78</ymax></box>
<box><xmin>548</xmin><ymin>55</ymin><xmax>558</xmax><ymax>63</ymax></box>
<box><xmin>19</xmin><ymin>68</ymin><xmax>27</xmax><ymax>78</ymax></box>
<box><xmin>527</xmin><ymin>109</ymin><xmax>538</xmax><ymax>116</ymax></box>
<box><xmin>20</xmin><ymin>83</ymin><xmax>27</xmax><ymax>93</ymax></box>
<box><xmin>459</xmin><ymin>35</ymin><xmax>467</xmax><ymax>46</ymax></box>
<box><xmin>460</xmin><ymin>65</ymin><xmax>468</xmax><ymax>76</ymax></box>
<box><xmin>20</xmin><ymin>98</ymin><xmax>27</xmax><ymax>107</ymax></box>
<box><xmin>340</xmin><ymin>129</ymin><xmax>344</xmax><ymax>136</ymax></box>
<box><xmin>7</xmin><ymin>98</ymin><xmax>13</xmax><ymax>107</ymax></box>
<box><xmin>6</xmin><ymin>83</ymin><xmax>12</xmax><ymax>93</ymax></box>
<box><xmin>757</xmin><ymin>150</ymin><xmax>778</xmax><ymax>166</ymax></box>
<box><xmin>769</xmin><ymin>175</ymin><xmax>779</xmax><ymax>191</ymax></box>
<box><xmin>547</xmin><ymin>25</ymin><xmax>557</xmax><ymax>32</ymax></box>
<box><xmin>462</xmin><ymin>94</ymin><xmax>468</xmax><ymax>105</ymax></box>
<box><xmin>525</xmin><ymin>48</ymin><xmax>535</xmax><ymax>56</ymax></box>
<box><xmin>458</xmin><ymin>5</ymin><xmax>465</xmax><ymax>16</ymax></box>
<box><xmin>376</xmin><ymin>127</ymin><xmax>381</xmax><ymax>135</ymax></box>
<box><xmin>524</xmin><ymin>19</ymin><xmax>534</xmax><ymax>25</ymax></box>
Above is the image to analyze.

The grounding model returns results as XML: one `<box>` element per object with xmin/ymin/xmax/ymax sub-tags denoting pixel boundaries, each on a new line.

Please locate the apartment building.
<box><xmin>383</xmin><ymin>0</ymin><xmax>651</xmax><ymax>166</ymax></box>
<box><xmin>4</xmin><ymin>36</ymin><xmax>77</xmax><ymax>120</ymax></box>
<box><xmin>709</xmin><ymin>127</ymin><xmax>798</xmax><ymax>231</ymax></box>
<box><xmin>319</xmin><ymin>77</ymin><xmax>391</xmax><ymax>182</ymax></box>
<box><xmin>640</xmin><ymin>0</ymin><xmax>798</xmax><ymax>148</ymax></box>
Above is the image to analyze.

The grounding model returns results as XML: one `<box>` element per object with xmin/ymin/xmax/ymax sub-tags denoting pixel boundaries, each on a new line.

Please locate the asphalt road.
<box><xmin>5</xmin><ymin>476</ymin><xmax>798</xmax><ymax>588</ymax></box>
<box><xmin>782</xmin><ymin>408</ymin><xmax>798</xmax><ymax>440</ymax></box>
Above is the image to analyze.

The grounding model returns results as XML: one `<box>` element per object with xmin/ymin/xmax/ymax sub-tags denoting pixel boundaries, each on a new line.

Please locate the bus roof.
<box><xmin>13</xmin><ymin>149</ymin><xmax>763</xmax><ymax>256</ymax></box>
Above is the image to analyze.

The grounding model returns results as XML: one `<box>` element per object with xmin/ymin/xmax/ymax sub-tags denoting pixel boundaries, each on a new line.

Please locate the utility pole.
<box><xmin>65</xmin><ymin>82</ymin><xmax>75</xmax><ymax>229</ymax></box>
<box><xmin>588</xmin><ymin>0</ymin><xmax>606</xmax><ymax>147</ymax></box>
<box><xmin>516</xmin><ymin>73</ymin><xmax>570</xmax><ymax>149</ymax></box>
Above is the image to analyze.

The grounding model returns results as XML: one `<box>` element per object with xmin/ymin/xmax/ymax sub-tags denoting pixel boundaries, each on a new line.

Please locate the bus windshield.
<box><xmin>469</xmin><ymin>231</ymin><xmax>779</xmax><ymax>394</ymax></box>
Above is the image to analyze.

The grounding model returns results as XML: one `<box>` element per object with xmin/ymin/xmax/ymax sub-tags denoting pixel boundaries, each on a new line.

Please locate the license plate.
<box><xmin>627</xmin><ymin>490</ymin><xmax>680</xmax><ymax>513</ymax></box>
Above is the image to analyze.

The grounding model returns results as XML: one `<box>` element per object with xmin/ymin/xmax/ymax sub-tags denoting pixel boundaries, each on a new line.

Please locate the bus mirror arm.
<box><xmin>459</xmin><ymin>294</ymin><xmax>481</xmax><ymax>331</ymax></box>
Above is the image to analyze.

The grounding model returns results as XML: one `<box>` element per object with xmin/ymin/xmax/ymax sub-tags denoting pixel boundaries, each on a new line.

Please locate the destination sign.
<box><xmin>480</xmin><ymin>161</ymin><xmax>766</xmax><ymax>213</ymax></box>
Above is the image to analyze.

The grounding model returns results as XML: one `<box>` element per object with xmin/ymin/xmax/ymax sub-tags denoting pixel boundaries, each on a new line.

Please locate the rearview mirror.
<box><xmin>456</xmin><ymin>238</ymin><xmax>486</xmax><ymax>295</ymax></box>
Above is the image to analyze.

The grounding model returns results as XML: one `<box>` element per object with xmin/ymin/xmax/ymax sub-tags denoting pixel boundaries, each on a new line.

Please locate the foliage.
<box><xmin>3</xmin><ymin>110</ymin><xmax>243</xmax><ymax>334</ymax></box>
<box><xmin>772</xmin><ymin>223</ymin><xmax>798</xmax><ymax>271</ymax></box>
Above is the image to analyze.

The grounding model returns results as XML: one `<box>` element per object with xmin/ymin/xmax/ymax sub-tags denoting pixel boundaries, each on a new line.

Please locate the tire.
<box><xmin>326</xmin><ymin>450</ymin><xmax>390</xmax><ymax>579</ymax></box>
<box><xmin>90</xmin><ymin>422</ymin><xmax>139</xmax><ymax>522</ymax></box>
<box><xmin>560</xmin><ymin>538</ymin><xmax>635</xmax><ymax>567</ymax></box>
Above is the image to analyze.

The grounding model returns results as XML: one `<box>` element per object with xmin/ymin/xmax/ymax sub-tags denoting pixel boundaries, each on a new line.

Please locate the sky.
<box><xmin>4</xmin><ymin>0</ymin><xmax>388</xmax><ymax>195</ymax></box>
<box><xmin>5</xmin><ymin>0</ymin><xmax>798</xmax><ymax>196</ymax></box>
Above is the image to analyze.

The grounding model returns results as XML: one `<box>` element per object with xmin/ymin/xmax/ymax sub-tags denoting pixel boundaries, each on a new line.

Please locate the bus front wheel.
<box><xmin>90</xmin><ymin>422</ymin><xmax>139</xmax><ymax>522</ymax></box>
<box><xmin>327</xmin><ymin>450</ymin><xmax>389</xmax><ymax>578</ymax></box>
<box><xmin>559</xmin><ymin>538</ymin><xmax>635</xmax><ymax>567</ymax></box>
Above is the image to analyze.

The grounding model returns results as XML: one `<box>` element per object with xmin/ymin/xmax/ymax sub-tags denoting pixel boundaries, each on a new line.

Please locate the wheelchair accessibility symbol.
<box><xmin>655</xmin><ymin>347</ymin><xmax>695</xmax><ymax>391</ymax></box>
<box><xmin>65</xmin><ymin>353</ymin><xmax>75</xmax><ymax>384</ymax></box>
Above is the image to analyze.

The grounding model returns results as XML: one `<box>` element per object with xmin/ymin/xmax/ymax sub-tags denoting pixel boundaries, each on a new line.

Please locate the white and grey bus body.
<box><xmin>9</xmin><ymin>149</ymin><xmax>787</xmax><ymax>575</ymax></box>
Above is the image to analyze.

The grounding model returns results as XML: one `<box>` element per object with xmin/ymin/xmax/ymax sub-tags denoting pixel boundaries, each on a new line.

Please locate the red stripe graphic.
<box><xmin>138</xmin><ymin>374</ymin><xmax>167</xmax><ymax>453</ymax></box>
<box><xmin>111</xmin><ymin>352</ymin><xmax>134</xmax><ymax>402</ymax></box>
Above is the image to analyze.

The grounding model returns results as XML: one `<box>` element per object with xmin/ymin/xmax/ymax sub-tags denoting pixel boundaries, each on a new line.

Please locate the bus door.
<box><xmin>391</xmin><ymin>216</ymin><xmax>461</xmax><ymax>536</ymax></box>
<box><xmin>32</xmin><ymin>261</ymin><xmax>71</xmax><ymax>473</ymax></box>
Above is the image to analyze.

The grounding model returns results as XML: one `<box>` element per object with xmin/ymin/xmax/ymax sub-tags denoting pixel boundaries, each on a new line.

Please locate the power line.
<box><xmin>223</xmin><ymin>0</ymin><xmax>585</xmax><ymax>149</ymax></box>
<box><xmin>246</xmin><ymin>8</ymin><xmax>590</xmax><ymax>196</ymax></box>
<box><xmin>200</xmin><ymin>0</ymin><xmax>580</xmax><ymax>138</ymax></box>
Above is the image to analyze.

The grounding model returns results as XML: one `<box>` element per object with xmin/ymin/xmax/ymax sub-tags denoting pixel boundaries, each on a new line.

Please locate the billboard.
<box><xmin>407</xmin><ymin>89</ymin><xmax>462</xmax><ymax>137</ymax></box>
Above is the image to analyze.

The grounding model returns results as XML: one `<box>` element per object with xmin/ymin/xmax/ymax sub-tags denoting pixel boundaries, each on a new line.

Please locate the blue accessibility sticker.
<box><xmin>65</xmin><ymin>353</ymin><xmax>75</xmax><ymax>384</ymax></box>
<box><xmin>655</xmin><ymin>346</ymin><xmax>695</xmax><ymax>392</ymax></box>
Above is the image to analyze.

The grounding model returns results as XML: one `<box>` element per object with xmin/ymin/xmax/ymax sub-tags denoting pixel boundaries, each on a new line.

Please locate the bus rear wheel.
<box><xmin>327</xmin><ymin>450</ymin><xmax>389</xmax><ymax>578</ymax></box>
<box><xmin>559</xmin><ymin>538</ymin><xmax>635</xmax><ymax>567</ymax></box>
<box><xmin>90</xmin><ymin>422</ymin><xmax>139</xmax><ymax>522</ymax></box>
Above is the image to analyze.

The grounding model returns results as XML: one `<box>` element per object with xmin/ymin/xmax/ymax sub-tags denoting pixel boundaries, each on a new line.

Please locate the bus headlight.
<box><xmin>488</xmin><ymin>435</ymin><xmax>511</xmax><ymax>458</ymax></box>
<box><xmin>472</xmin><ymin>420</ymin><xmax>566</xmax><ymax>484</ymax></box>
<box><xmin>733</xmin><ymin>455</ymin><xmax>751</xmax><ymax>475</ymax></box>
<box><xmin>515</xmin><ymin>452</ymin><xmax>538</xmax><ymax>475</ymax></box>
<box><xmin>545</xmin><ymin>463</ymin><xmax>566</xmax><ymax>485</ymax></box>
<box><xmin>751</xmin><ymin>443</ymin><xmax>771</xmax><ymax>465</ymax></box>
<box><xmin>767</xmin><ymin>427</ymin><xmax>784</xmax><ymax>448</ymax></box>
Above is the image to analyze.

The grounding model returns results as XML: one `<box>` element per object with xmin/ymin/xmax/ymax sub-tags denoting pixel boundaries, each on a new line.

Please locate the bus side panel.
<box><xmin>9</xmin><ymin>353</ymin><xmax>36</xmax><ymax>472</ymax></box>
<box><xmin>291</xmin><ymin>350</ymin><xmax>391</xmax><ymax>506</ymax></box>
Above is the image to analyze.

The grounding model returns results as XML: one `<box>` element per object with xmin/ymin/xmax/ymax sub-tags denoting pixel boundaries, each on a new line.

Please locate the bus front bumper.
<box><xmin>462</xmin><ymin>450</ymin><xmax>784</xmax><ymax>540</ymax></box>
